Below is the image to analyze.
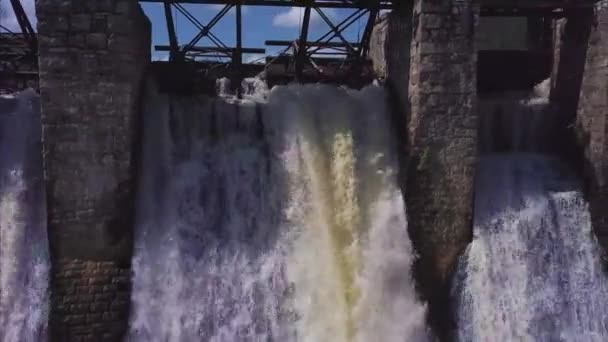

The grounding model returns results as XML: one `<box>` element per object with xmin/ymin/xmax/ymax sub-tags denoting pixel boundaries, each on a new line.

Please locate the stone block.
<box><xmin>92</xmin><ymin>14</ymin><xmax>109</xmax><ymax>33</ymax></box>
<box><xmin>422</xmin><ymin>13</ymin><xmax>443</xmax><ymax>29</ymax></box>
<box><xmin>38</xmin><ymin>15</ymin><xmax>70</xmax><ymax>33</ymax></box>
<box><xmin>71</xmin><ymin>14</ymin><xmax>91</xmax><ymax>32</ymax></box>
<box><xmin>115</xmin><ymin>1</ymin><xmax>132</xmax><ymax>15</ymax></box>
<box><xmin>86</xmin><ymin>33</ymin><xmax>108</xmax><ymax>50</ymax></box>
<box><xmin>94</xmin><ymin>0</ymin><xmax>115</xmax><ymax>13</ymax></box>
<box><xmin>107</xmin><ymin>15</ymin><xmax>132</xmax><ymax>34</ymax></box>
<box><xmin>68</xmin><ymin>34</ymin><xmax>86</xmax><ymax>48</ymax></box>
<box><xmin>39</xmin><ymin>34</ymin><xmax>68</xmax><ymax>47</ymax></box>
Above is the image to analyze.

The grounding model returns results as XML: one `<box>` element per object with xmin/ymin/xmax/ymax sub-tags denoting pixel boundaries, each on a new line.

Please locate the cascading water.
<box><xmin>455</xmin><ymin>82</ymin><xmax>608</xmax><ymax>341</ymax></box>
<box><xmin>128</xmin><ymin>81</ymin><xmax>431</xmax><ymax>342</ymax></box>
<box><xmin>0</xmin><ymin>90</ymin><xmax>49</xmax><ymax>341</ymax></box>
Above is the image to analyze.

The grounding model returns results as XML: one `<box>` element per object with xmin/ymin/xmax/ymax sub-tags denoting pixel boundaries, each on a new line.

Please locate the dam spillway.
<box><xmin>456</xmin><ymin>86</ymin><xmax>608</xmax><ymax>341</ymax></box>
<box><xmin>3</xmin><ymin>0</ymin><xmax>608</xmax><ymax>340</ymax></box>
<box><xmin>127</xmin><ymin>82</ymin><xmax>431</xmax><ymax>342</ymax></box>
<box><xmin>0</xmin><ymin>91</ymin><xmax>49</xmax><ymax>342</ymax></box>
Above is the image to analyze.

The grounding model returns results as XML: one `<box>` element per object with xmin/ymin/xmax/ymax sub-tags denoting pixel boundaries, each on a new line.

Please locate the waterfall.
<box><xmin>455</xmin><ymin>83</ymin><xmax>608</xmax><ymax>341</ymax></box>
<box><xmin>128</xmin><ymin>82</ymin><xmax>431</xmax><ymax>342</ymax></box>
<box><xmin>0</xmin><ymin>90</ymin><xmax>49</xmax><ymax>342</ymax></box>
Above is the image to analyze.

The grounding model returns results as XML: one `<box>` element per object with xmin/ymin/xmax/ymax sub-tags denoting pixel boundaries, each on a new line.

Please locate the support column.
<box><xmin>371</xmin><ymin>3</ymin><xmax>415</xmax><ymax>120</ymax></box>
<box><xmin>36</xmin><ymin>0</ymin><xmax>150</xmax><ymax>340</ymax></box>
<box><xmin>577</xmin><ymin>3</ymin><xmax>608</xmax><ymax>255</ymax></box>
<box><xmin>406</xmin><ymin>0</ymin><xmax>478</xmax><ymax>338</ymax></box>
<box><xmin>551</xmin><ymin>9</ymin><xmax>594</xmax><ymax>164</ymax></box>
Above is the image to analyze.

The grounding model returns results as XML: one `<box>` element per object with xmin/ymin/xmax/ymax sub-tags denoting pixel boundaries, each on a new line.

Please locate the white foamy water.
<box><xmin>457</xmin><ymin>155</ymin><xmax>608</xmax><ymax>342</ymax></box>
<box><xmin>456</xmin><ymin>82</ymin><xmax>608</xmax><ymax>341</ymax></box>
<box><xmin>128</xmin><ymin>82</ymin><xmax>431</xmax><ymax>342</ymax></box>
<box><xmin>0</xmin><ymin>90</ymin><xmax>49</xmax><ymax>342</ymax></box>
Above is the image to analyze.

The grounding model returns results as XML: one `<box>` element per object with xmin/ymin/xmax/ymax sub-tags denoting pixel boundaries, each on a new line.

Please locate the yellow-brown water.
<box><xmin>128</xmin><ymin>82</ymin><xmax>431</xmax><ymax>342</ymax></box>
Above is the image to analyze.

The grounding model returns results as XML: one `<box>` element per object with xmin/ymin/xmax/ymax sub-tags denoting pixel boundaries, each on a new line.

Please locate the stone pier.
<box><xmin>372</xmin><ymin>0</ymin><xmax>479</xmax><ymax>339</ymax></box>
<box><xmin>551</xmin><ymin>9</ymin><xmax>594</xmax><ymax>167</ymax></box>
<box><xmin>36</xmin><ymin>0</ymin><xmax>150</xmax><ymax>340</ymax></box>
<box><xmin>406</xmin><ymin>1</ymin><xmax>478</xmax><ymax>338</ymax></box>
<box><xmin>551</xmin><ymin>3</ymin><xmax>608</xmax><ymax>256</ymax></box>
<box><xmin>576</xmin><ymin>3</ymin><xmax>608</xmax><ymax>256</ymax></box>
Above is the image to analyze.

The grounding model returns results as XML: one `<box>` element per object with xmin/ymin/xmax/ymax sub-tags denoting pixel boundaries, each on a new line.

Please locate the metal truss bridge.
<box><xmin>0</xmin><ymin>0</ymin><xmax>38</xmax><ymax>91</ymax></box>
<box><xmin>0</xmin><ymin>0</ymin><xmax>601</xmax><ymax>91</ymax></box>
<box><xmin>140</xmin><ymin>0</ymin><xmax>598</xmax><ymax>82</ymax></box>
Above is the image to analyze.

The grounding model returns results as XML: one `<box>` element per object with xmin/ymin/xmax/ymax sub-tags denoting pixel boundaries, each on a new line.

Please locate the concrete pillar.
<box><xmin>577</xmin><ymin>3</ymin><xmax>608</xmax><ymax>255</ymax></box>
<box><xmin>36</xmin><ymin>0</ymin><xmax>150</xmax><ymax>340</ymax></box>
<box><xmin>406</xmin><ymin>0</ymin><xmax>478</xmax><ymax>338</ymax></box>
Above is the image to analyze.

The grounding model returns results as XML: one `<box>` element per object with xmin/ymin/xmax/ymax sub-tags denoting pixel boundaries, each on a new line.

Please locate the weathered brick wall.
<box><xmin>576</xmin><ymin>2</ymin><xmax>608</xmax><ymax>254</ymax></box>
<box><xmin>36</xmin><ymin>0</ymin><xmax>150</xmax><ymax>340</ymax></box>
<box><xmin>405</xmin><ymin>0</ymin><xmax>478</xmax><ymax>338</ymax></box>
<box><xmin>52</xmin><ymin>260</ymin><xmax>131</xmax><ymax>341</ymax></box>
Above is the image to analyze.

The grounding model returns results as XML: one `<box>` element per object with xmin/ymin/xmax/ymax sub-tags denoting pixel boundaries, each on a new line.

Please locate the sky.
<box><xmin>0</xmin><ymin>0</ymin><xmax>384</xmax><ymax>63</ymax></box>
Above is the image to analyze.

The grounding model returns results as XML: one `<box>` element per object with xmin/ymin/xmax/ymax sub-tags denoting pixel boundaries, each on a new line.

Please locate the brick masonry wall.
<box><xmin>406</xmin><ymin>0</ymin><xmax>478</xmax><ymax>339</ymax></box>
<box><xmin>36</xmin><ymin>0</ymin><xmax>150</xmax><ymax>340</ymax></box>
<box><xmin>577</xmin><ymin>3</ymin><xmax>608</xmax><ymax>254</ymax></box>
<box><xmin>51</xmin><ymin>260</ymin><xmax>131</xmax><ymax>341</ymax></box>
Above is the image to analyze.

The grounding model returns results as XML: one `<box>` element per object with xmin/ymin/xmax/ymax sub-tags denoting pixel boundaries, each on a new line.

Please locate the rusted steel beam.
<box><xmin>8</xmin><ymin>0</ymin><xmax>36</xmax><ymax>53</ymax></box>
<box><xmin>266</xmin><ymin>40</ymin><xmax>360</xmax><ymax>48</ymax></box>
<box><xmin>182</xmin><ymin>4</ymin><xmax>233</xmax><ymax>54</ymax></box>
<box><xmin>143</xmin><ymin>0</ymin><xmax>599</xmax><ymax>10</ymax></box>
<box><xmin>155</xmin><ymin>45</ymin><xmax>265</xmax><ymax>54</ymax></box>
<box><xmin>307</xmin><ymin>8</ymin><xmax>367</xmax><ymax>56</ymax></box>
<box><xmin>296</xmin><ymin>5</ymin><xmax>311</xmax><ymax>81</ymax></box>
<box><xmin>359</xmin><ymin>5</ymin><xmax>379</xmax><ymax>57</ymax></box>
<box><xmin>163</xmin><ymin>2</ymin><xmax>180</xmax><ymax>61</ymax></box>
<box><xmin>141</xmin><ymin>0</ymin><xmax>394</xmax><ymax>9</ymax></box>
<box><xmin>235</xmin><ymin>2</ymin><xmax>243</xmax><ymax>95</ymax></box>
<box><xmin>235</xmin><ymin>3</ymin><xmax>243</xmax><ymax>64</ymax></box>
<box><xmin>313</xmin><ymin>7</ymin><xmax>356</xmax><ymax>54</ymax></box>
<box><xmin>173</xmin><ymin>4</ymin><xmax>230</xmax><ymax>51</ymax></box>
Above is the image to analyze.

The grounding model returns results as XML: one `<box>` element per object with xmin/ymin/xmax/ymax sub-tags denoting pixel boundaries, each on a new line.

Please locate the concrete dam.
<box><xmin>2</xmin><ymin>0</ymin><xmax>608</xmax><ymax>341</ymax></box>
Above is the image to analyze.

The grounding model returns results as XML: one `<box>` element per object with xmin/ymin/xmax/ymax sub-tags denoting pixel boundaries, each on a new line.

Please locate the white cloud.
<box><xmin>272</xmin><ymin>7</ymin><xmax>333</xmax><ymax>28</ymax></box>
<box><xmin>0</xmin><ymin>0</ymin><xmax>37</xmax><ymax>32</ymax></box>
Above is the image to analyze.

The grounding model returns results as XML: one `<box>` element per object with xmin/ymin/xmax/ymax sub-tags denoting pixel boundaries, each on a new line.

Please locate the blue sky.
<box><xmin>141</xmin><ymin>3</ymin><xmax>378</xmax><ymax>62</ymax></box>
<box><xmin>1</xmin><ymin>0</ymin><xmax>383</xmax><ymax>62</ymax></box>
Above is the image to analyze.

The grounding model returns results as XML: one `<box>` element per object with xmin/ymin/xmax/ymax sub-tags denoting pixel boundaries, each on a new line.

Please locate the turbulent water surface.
<box><xmin>0</xmin><ymin>90</ymin><xmax>49</xmax><ymax>342</ymax></box>
<box><xmin>456</xmin><ymin>84</ymin><xmax>608</xmax><ymax>341</ymax></box>
<box><xmin>128</xmin><ymin>82</ymin><xmax>431</xmax><ymax>342</ymax></box>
